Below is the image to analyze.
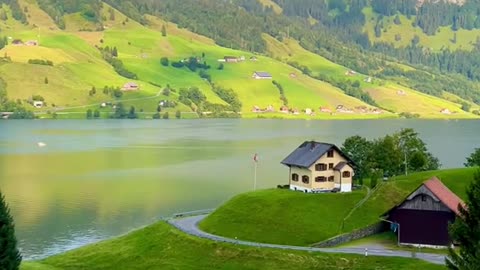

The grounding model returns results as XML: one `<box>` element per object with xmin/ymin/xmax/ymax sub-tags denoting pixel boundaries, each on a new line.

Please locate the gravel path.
<box><xmin>168</xmin><ymin>215</ymin><xmax>446</xmax><ymax>265</ymax></box>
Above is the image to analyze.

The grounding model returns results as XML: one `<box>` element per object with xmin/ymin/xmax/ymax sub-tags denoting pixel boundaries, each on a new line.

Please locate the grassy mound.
<box><xmin>21</xmin><ymin>222</ymin><xmax>443</xmax><ymax>270</ymax></box>
<box><xmin>199</xmin><ymin>189</ymin><xmax>367</xmax><ymax>246</ymax></box>
<box><xmin>201</xmin><ymin>168</ymin><xmax>477</xmax><ymax>246</ymax></box>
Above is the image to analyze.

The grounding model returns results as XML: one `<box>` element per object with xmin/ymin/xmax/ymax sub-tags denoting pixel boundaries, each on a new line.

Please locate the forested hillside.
<box><xmin>0</xmin><ymin>0</ymin><xmax>480</xmax><ymax>119</ymax></box>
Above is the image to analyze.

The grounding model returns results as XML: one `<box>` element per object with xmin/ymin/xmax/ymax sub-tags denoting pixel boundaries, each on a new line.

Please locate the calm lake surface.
<box><xmin>0</xmin><ymin>119</ymin><xmax>478</xmax><ymax>259</ymax></box>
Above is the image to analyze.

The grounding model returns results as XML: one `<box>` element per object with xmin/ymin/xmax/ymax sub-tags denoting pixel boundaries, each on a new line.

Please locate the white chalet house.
<box><xmin>281</xmin><ymin>141</ymin><xmax>355</xmax><ymax>193</ymax></box>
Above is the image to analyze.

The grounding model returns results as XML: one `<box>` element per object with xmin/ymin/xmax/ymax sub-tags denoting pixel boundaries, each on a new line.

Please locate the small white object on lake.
<box><xmin>37</xmin><ymin>142</ymin><xmax>47</xmax><ymax>147</ymax></box>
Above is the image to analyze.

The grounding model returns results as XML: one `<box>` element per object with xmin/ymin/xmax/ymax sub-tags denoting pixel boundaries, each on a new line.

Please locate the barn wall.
<box><xmin>389</xmin><ymin>209</ymin><xmax>455</xmax><ymax>246</ymax></box>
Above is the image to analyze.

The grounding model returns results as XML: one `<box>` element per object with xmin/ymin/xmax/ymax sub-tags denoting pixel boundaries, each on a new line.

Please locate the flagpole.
<box><xmin>254</xmin><ymin>160</ymin><xmax>257</xmax><ymax>191</ymax></box>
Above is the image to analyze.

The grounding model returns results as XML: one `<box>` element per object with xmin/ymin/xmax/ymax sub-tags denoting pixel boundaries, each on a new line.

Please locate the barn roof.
<box><xmin>424</xmin><ymin>177</ymin><xmax>464</xmax><ymax>215</ymax></box>
<box><xmin>382</xmin><ymin>177</ymin><xmax>465</xmax><ymax>217</ymax></box>
<box><xmin>281</xmin><ymin>141</ymin><xmax>355</xmax><ymax>169</ymax></box>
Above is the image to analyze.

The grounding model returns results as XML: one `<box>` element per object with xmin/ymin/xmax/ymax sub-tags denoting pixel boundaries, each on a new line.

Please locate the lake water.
<box><xmin>0</xmin><ymin>119</ymin><xmax>478</xmax><ymax>259</ymax></box>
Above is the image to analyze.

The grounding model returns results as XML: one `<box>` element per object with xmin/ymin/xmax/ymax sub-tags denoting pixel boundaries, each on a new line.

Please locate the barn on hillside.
<box><xmin>382</xmin><ymin>177</ymin><xmax>464</xmax><ymax>248</ymax></box>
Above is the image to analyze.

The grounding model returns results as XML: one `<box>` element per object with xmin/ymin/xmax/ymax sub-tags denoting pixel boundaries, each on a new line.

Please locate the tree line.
<box><xmin>341</xmin><ymin>128</ymin><xmax>440</xmax><ymax>183</ymax></box>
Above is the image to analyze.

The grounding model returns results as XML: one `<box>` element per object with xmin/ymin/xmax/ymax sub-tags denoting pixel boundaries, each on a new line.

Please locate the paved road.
<box><xmin>168</xmin><ymin>215</ymin><xmax>446</xmax><ymax>265</ymax></box>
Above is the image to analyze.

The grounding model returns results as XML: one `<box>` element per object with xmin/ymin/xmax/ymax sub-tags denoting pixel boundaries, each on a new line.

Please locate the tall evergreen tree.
<box><xmin>0</xmin><ymin>191</ymin><xmax>22</xmax><ymax>270</ymax></box>
<box><xmin>447</xmin><ymin>170</ymin><xmax>480</xmax><ymax>269</ymax></box>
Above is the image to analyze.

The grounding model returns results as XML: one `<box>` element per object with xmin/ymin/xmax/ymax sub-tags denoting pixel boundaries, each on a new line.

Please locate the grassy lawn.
<box><xmin>202</xmin><ymin>168</ymin><xmax>477</xmax><ymax>247</ymax></box>
<box><xmin>21</xmin><ymin>222</ymin><xmax>444</xmax><ymax>270</ymax></box>
<box><xmin>200</xmin><ymin>188</ymin><xmax>367</xmax><ymax>246</ymax></box>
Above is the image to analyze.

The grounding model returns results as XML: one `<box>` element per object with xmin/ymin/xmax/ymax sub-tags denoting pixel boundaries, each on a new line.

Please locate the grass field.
<box><xmin>201</xmin><ymin>168</ymin><xmax>477</xmax><ymax>247</ymax></box>
<box><xmin>200</xmin><ymin>188</ymin><xmax>367</xmax><ymax>246</ymax></box>
<box><xmin>264</xmin><ymin>34</ymin><xmax>477</xmax><ymax>118</ymax></box>
<box><xmin>365</xmin><ymin>83</ymin><xmax>477</xmax><ymax>118</ymax></box>
<box><xmin>363</xmin><ymin>7</ymin><xmax>480</xmax><ymax>51</ymax></box>
<box><xmin>20</xmin><ymin>222</ymin><xmax>444</xmax><ymax>270</ymax></box>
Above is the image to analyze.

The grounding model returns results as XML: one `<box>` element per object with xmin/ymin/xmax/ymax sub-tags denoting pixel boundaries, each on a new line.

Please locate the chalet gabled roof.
<box><xmin>424</xmin><ymin>177</ymin><xmax>464</xmax><ymax>215</ymax></box>
<box><xmin>334</xmin><ymin>161</ymin><xmax>349</xmax><ymax>171</ymax></box>
<box><xmin>382</xmin><ymin>177</ymin><xmax>464</xmax><ymax>217</ymax></box>
<box><xmin>281</xmin><ymin>141</ymin><xmax>355</xmax><ymax>169</ymax></box>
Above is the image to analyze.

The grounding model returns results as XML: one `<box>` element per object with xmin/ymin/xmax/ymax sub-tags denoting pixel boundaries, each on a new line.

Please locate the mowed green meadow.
<box><xmin>20</xmin><ymin>222</ymin><xmax>444</xmax><ymax>270</ymax></box>
<box><xmin>201</xmin><ymin>168</ymin><xmax>477</xmax><ymax>247</ymax></box>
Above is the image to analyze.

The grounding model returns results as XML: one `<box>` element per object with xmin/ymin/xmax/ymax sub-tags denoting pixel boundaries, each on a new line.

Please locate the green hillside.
<box><xmin>363</xmin><ymin>7</ymin><xmax>480</xmax><ymax>51</ymax></box>
<box><xmin>0</xmin><ymin>0</ymin><xmax>479</xmax><ymax>119</ymax></box>
<box><xmin>20</xmin><ymin>222</ymin><xmax>443</xmax><ymax>270</ymax></box>
<box><xmin>200</xmin><ymin>168</ymin><xmax>477</xmax><ymax>247</ymax></box>
<box><xmin>264</xmin><ymin>35</ymin><xmax>479</xmax><ymax>118</ymax></box>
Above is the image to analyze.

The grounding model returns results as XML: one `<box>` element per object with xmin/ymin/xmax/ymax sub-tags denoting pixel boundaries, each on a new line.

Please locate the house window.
<box><xmin>292</xmin><ymin>173</ymin><xmax>299</xmax><ymax>182</ymax></box>
<box><xmin>342</xmin><ymin>171</ymin><xmax>351</xmax><ymax>178</ymax></box>
<box><xmin>421</xmin><ymin>195</ymin><xmax>427</xmax><ymax>202</ymax></box>
<box><xmin>327</xmin><ymin>150</ymin><xmax>334</xmax><ymax>158</ymax></box>
<box><xmin>328</xmin><ymin>176</ymin><xmax>335</xmax><ymax>182</ymax></box>
<box><xmin>329</xmin><ymin>163</ymin><xmax>334</xmax><ymax>169</ymax></box>
<box><xmin>315</xmin><ymin>176</ymin><xmax>326</xmax><ymax>182</ymax></box>
<box><xmin>315</xmin><ymin>163</ymin><xmax>327</xmax><ymax>171</ymax></box>
<box><xmin>302</xmin><ymin>175</ymin><xmax>310</xmax><ymax>184</ymax></box>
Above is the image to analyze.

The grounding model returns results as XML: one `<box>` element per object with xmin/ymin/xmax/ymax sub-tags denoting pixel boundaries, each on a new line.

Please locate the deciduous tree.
<box><xmin>465</xmin><ymin>148</ymin><xmax>480</xmax><ymax>167</ymax></box>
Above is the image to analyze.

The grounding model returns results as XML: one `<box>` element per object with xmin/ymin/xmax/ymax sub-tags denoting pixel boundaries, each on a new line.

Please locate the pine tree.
<box><xmin>0</xmin><ymin>191</ymin><xmax>22</xmax><ymax>270</ymax></box>
<box><xmin>447</xmin><ymin>170</ymin><xmax>480</xmax><ymax>269</ymax></box>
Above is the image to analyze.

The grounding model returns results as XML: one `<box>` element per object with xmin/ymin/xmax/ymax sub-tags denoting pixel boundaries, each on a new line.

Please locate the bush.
<box><xmin>175</xmin><ymin>110</ymin><xmax>181</xmax><ymax>119</ymax></box>
<box><xmin>160</xmin><ymin>57</ymin><xmax>169</xmax><ymax>67</ymax></box>
<box><xmin>171</xmin><ymin>61</ymin><xmax>185</xmax><ymax>68</ymax></box>
<box><xmin>86</xmin><ymin>109</ymin><xmax>93</xmax><ymax>119</ymax></box>
<box><xmin>199</xmin><ymin>70</ymin><xmax>211</xmax><ymax>82</ymax></box>
<box><xmin>32</xmin><ymin>95</ymin><xmax>45</xmax><ymax>101</ymax></box>
<box><xmin>152</xmin><ymin>112</ymin><xmax>161</xmax><ymax>119</ymax></box>
<box><xmin>461</xmin><ymin>102</ymin><xmax>471</xmax><ymax>112</ymax></box>
<box><xmin>162</xmin><ymin>112</ymin><xmax>169</xmax><ymax>119</ymax></box>
<box><xmin>113</xmin><ymin>89</ymin><xmax>123</xmax><ymax>98</ymax></box>
<box><xmin>28</xmin><ymin>59</ymin><xmax>53</xmax><ymax>66</ymax></box>
<box><xmin>162</xmin><ymin>88</ymin><xmax>170</xmax><ymax>96</ymax></box>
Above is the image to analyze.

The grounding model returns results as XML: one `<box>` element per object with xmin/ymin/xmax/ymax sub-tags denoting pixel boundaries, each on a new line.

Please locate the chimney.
<box><xmin>310</xmin><ymin>141</ymin><xmax>316</xmax><ymax>151</ymax></box>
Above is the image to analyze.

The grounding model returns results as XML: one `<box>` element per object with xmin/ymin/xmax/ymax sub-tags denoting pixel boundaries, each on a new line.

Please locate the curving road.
<box><xmin>168</xmin><ymin>215</ymin><xmax>446</xmax><ymax>265</ymax></box>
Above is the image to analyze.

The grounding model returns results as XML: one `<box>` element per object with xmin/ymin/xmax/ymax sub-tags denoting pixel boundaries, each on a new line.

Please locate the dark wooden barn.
<box><xmin>382</xmin><ymin>177</ymin><xmax>464</xmax><ymax>248</ymax></box>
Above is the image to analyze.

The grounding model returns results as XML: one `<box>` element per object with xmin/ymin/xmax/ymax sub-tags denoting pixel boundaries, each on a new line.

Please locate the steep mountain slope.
<box><xmin>264</xmin><ymin>35</ymin><xmax>478</xmax><ymax>118</ymax></box>
<box><xmin>0</xmin><ymin>0</ymin><xmax>479</xmax><ymax>119</ymax></box>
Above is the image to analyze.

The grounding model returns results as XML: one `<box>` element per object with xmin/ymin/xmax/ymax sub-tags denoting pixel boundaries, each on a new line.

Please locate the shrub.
<box><xmin>162</xmin><ymin>112</ymin><xmax>169</xmax><ymax>119</ymax></box>
<box><xmin>160</xmin><ymin>57</ymin><xmax>169</xmax><ymax>67</ymax></box>
<box><xmin>28</xmin><ymin>59</ymin><xmax>53</xmax><ymax>66</ymax></box>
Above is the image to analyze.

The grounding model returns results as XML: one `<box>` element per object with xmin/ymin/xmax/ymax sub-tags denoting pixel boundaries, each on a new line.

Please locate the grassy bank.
<box><xmin>21</xmin><ymin>221</ymin><xmax>444</xmax><ymax>270</ymax></box>
<box><xmin>201</xmin><ymin>168</ymin><xmax>477</xmax><ymax>246</ymax></box>
<box><xmin>199</xmin><ymin>188</ymin><xmax>367</xmax><ymax>246</ymax></box>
